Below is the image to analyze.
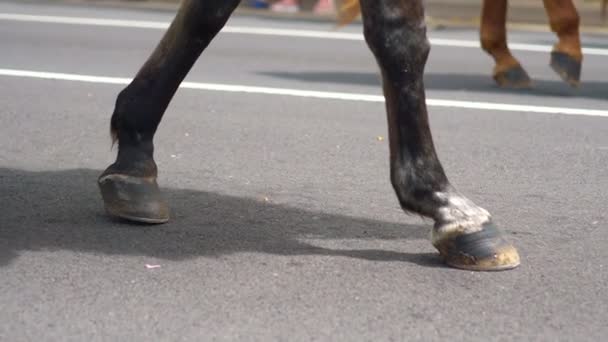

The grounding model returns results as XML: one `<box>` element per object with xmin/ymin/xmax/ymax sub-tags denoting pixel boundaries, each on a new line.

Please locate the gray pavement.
<box><xmin>1</xmin><ymin>1</ymin><xmax>607</xmax><ymax>341</ymax></box>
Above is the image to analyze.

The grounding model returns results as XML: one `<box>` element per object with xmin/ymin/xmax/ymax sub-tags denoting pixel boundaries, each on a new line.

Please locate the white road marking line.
<box><xmin>1</xmin><ymin>13</ymin><xmax>608</xmax><ymax>56</ymax></box>
<box><xmin>1</xmin><ymin>68</ymin><xmax>607</xmax><ymax>117</ymax></box>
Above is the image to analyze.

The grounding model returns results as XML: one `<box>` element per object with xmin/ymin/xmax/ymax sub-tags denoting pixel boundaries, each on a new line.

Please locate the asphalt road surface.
<box><xmin>1</xmin><ymin>1</ymin><xmax>607</xmax><ymax>341</ymax></box>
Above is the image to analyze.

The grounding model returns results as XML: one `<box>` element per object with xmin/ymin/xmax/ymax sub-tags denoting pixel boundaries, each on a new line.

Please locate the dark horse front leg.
<box><xmin>360</xmin><ymin>0</ymin><xmax>519</xmax><ymax>270</ymax></box>
<box><xmin>99</xmin><ymin>0</ymin><xmax>240</xmax><ymax>223</ymax></box>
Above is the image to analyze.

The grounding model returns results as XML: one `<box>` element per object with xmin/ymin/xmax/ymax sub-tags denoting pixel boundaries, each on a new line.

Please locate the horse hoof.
<box><xmin>432</xmin><ymin>222</ymin><xmax>520</xmax><ymax>271</ymax></box>
<box><xmin>550</xmin><ymin>51</ymin><xmax>581</xmax><ymax>87</ymax></box>
<box><xmin>98</xmin><ymin>172</ymin><xmax>170</xmax><ymax>224</ymax></box>
<box><xmin>493</xmin><ymin>64</ymin><xmax>532</xmax><ymax>89</ymax></box>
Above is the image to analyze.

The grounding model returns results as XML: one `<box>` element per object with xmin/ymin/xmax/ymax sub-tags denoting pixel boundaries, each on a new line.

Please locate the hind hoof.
<box><xmin>550</xmin><ymin>51</ymin><xmax>581</xmax><ymax>87</ymax></box>
<box><xmin>98</xmin><ymin>172</ymin><xmax>170</xmax><ymax>224</ymax></box>
<box><xmin>493</xmin><ymin>64</ymin><xmax>532</xmax><ymax>89</ymax></box>
<box><xmin>433</xmin><ymin>222</ymin><xmax>520</xmax><ymax>271</ymax></box>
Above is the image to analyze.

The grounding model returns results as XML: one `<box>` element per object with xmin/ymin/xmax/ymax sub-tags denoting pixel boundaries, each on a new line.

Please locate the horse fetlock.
<box><xmin>108</xmin><ymin>142</ymin><xmax>158</xmax><ymax>179</ymax></box>
<box><xmin>112</xmin><ymin>84</ymin><xmax>159</xmax><ymax>140</ymax></box>
<box><xmin>390</xmin><ymin>163</ymin><xmax>449</xmax><ymax>218</ymax></box>
<box><xmin>480</xmin><ymin>33</ymin><xmax>507</xmax><ymax>55</ymax></box>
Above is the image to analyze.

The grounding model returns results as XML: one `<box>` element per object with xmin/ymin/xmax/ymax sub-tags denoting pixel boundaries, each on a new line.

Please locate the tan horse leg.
<box><xmin>480</xmin><ymin>0</ymin><xmax>531</xmax><ymax>88</ymax></box>
<box><xmin>543</xmin><ymin>0</ymin><xmax>582</xmax><ymax>87</ymax></box>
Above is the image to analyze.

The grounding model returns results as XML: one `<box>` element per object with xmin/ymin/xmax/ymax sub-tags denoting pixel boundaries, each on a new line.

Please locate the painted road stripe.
<box><xmin>1</xmin><ymin>13</ymin><xmax>608</xmax><ymax>56</ymax></box>
<box><xmin>1</xmin><ymin>68</ymin><xmax>607</xmax><ymax>117</ymax></box>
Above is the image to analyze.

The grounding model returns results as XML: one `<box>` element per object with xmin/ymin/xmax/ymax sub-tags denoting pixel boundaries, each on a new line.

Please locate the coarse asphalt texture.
<box><xmin>0</xmin><ymin>0</ymin><xmax>607</xmax><ymax>341</ymax></box>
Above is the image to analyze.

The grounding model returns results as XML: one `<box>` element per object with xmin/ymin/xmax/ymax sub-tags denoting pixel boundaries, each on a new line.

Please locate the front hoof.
<box><xmin>493</xmin><ymin>64</ymin><xmax>532</xmax><ymax>89</ymax></box>
<box><xmin>550</xmin><ymin>51</ymin><xmax>581</xmax><ymax>87</ymax></box>
<box><xmin>98</xmin><ymin>172</ymin><xmax>170</xmax><ymax>224</ymax></box>
<box><xmin>432</xmin><ymin>222</ymin><xmax>520</xmax><ymax>271</ymax></box>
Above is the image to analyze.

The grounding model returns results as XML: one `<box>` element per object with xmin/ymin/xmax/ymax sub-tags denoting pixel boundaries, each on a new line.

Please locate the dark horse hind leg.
<box><xmin>360</xmin><ymin>0</ymin><xmax>519</xmax><ymax>270</ymax></box>
<box><xmin>99</xmin><ymin>0</ymin><xmax>240</xmax><ymax>223</ymax></box>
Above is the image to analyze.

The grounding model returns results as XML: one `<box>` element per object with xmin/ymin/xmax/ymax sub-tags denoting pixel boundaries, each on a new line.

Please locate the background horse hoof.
<box><xmin>493</xmin><ymin>65</ymin><xmax>532</xmax><ymax>89</ymax></box>
<box><xmin>98</xmin><ymin>172</ymin><xmax>170</xmax><ymax>224</ymax></box>
<box><xmin>433</xmin><ymin>222</ymin><xmax>520</xmax><ymax>271</ymax></box>
<box><xmin>550</xmin><ymin>51</ymin><xmax>581</xmax><ymax>87</ymax></box>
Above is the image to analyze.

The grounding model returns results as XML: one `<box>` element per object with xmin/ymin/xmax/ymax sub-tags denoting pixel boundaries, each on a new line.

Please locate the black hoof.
<box><xmin>550</xmin><ymin>51</ymin><xmax>581</xmax><ymax>87</ymax></box>
<box><xmin>433</xmin><ymin>222</ymin><xmax>520</xmax><ymax>271</ymax></box>
<box><xmin>493</xmin><ymin>65</ymin><xmax>532</xmax><ymax>89</ymax></box>
<box><xmin>98</xmin><ymin>172</ymin><xmax>170</xmax><ymax>224</ymax></box>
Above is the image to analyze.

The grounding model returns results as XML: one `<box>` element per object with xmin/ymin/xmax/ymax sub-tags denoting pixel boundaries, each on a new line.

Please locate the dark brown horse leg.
<box><xmin>99</xmin><ymin>0</ymin><xmax>240</xmax><ymax>223</ymax></box>
<box><xmin>480</xmin><ymin>0</ymin><xmax>531</xmax><ymax>88</ymax></box>
<box><xmin>543</xmin><ymin>0</ymin><xmax>582</xmax><ymax>87</ymax></box>
<box><xmin>360</xmin><ymin>0</ymin><xmax>520</xmax><ymax>271</ymax></box>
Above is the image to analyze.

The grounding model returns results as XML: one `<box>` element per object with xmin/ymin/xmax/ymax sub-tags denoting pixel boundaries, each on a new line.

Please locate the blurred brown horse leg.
<box><xmin>480</xmin><ymin>0</ymin><xmax>531</xmax><ymax>88</ymax></box>
<box><xmin>543</xmin><ymin>0</ymin><xmax>582</xmax><ymax>86</ymax></box>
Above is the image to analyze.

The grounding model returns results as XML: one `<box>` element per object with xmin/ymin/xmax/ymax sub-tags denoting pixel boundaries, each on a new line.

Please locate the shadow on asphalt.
<box><xmin>0</xmin><ymin>168</ymin><xmax>443</xmax><ymax>268</ymax></box>
<box><xmin>259</xmin><ymin>71</ymin><xmax>608</xmax><ymax>101</ymax></box>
